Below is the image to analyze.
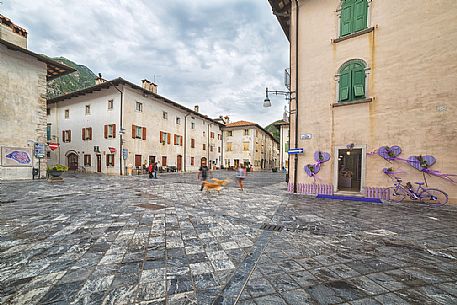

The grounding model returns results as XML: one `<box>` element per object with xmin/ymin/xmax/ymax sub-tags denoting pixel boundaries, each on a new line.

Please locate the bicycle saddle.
<box><xmin>415</xmin><ymin>182</ymin><xmax>425</xmax><ymax>185</ymax></box>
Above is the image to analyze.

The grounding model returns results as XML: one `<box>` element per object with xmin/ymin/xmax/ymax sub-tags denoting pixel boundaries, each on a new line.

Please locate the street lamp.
<box><xmin>263</xmin><ymin>87</ymin><xmax>294</xmax><ymax>108</ymax></box>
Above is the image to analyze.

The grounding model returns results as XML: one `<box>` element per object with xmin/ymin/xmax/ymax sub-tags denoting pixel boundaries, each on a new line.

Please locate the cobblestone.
<box><xmin>1</xmin><ymin>171</ymin><xmax>456</xmax><ymax>304</ymax></box>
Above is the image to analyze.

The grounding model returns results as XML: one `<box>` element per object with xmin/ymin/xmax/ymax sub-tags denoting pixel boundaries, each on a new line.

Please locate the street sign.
<box><xmin>122</xmin><ymin>148</ymin><xmax>128</xmax><ymax>160</ymax></box>
<box><xmin>48</xmin><ymin>143</ymin><xmax>59</xmax><ymax>151</ymax></box>
<box><xmin>288</xmin><ymin>148</ymin><xmax>304</xmax><ymax>155</ymax></box>
<box><xmin>34</xmin><ymin>143</ymin><xmax>45</xmax><ymax>158</ymax></box>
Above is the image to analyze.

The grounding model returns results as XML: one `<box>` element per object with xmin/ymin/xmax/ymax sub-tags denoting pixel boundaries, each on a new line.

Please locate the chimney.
<box><xmin>194</xmin><ymin>105</ymin><xmax>199</xmax><ymax>113</ymax></box>
<box><xmin>96</xmin><ymin>73</ymin><xmax>107</xmax><ymax>85</ymax></box>
<box><xmin>0</xmin><ymin>15</ymin><xmax>28</xmax><ymax>49</ymax></box>
<box><xmin>224</xmin><ymin>116</ymin><xmax>229</xmax><ymax>124</ymax></box>
<box><xmin>142</xmin><ymin>79</ymin><xmax>157</xmax><ymax>94</ymax></box>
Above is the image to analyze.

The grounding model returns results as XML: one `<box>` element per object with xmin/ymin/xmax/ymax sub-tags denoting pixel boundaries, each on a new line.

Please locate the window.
<box><xmin>340</xmin><ymin>0</ymin><xmax>368</xmax><ymax>37</ymax></box>
<box><xmin>226</xmin><ymin>142</ymin><xmax>232</xmax><ymax>151</ymax></box>
<box><xmin>136</xmin><ymin>101</ymin><xmax>143</xmax><ymax>112</ymax></box>
<box><xmin>85</xmin><ymin>105</ymin><xmax>91</xmax><ymax>115</ymax></box>
<box><xmin>176</xmin><ymin>117</ymin><xmax>181</xmax><ymax>125</ymax></box>
<box><xmin>243</xmin><ymin>142</ymin><xmax>250</xmax><ymax>151</ymax></box>
<box><xmin>163</xmin><ymin>111</ymin><xmax>168</xmax><ymax>119</ymax></box>
<box><xmin>227</xmin><ymin>131</ymin><xmax>232</xmax><ymax>137</ymax></box>
<box><xmin>203</xmin><ymin>131</ymin><xmax>206</xmax><ymax>137</ymax></box>
<box><xmin>338</xmin><ymin>60</ymin><xmax>366</xmax><ymax>102</ymax></box>
<box><xmin>104</xmin><ymin>124</ymin><xmax>116</xmax><ymax>138</ymax></box>
<box><xmin>244</xmin><ymin>129</ymin><xmax>249</xmax><ymax>136</ymax></box>
<box><xmin>47</xmin><ymin>108</ymin><xmax>51</xmax><ymax>115</ymax></box>
<box><xmin>203</xmin><ymin>144</ymin><xmax>206</xmax><ymax>150</ymax></box>
<box><xmin>62</xmin><ymin>130</ymin><xmax>71</xmax><ymax>142</ymax></box>
<box><xmin>84</xmin><ymin>154</ymin><xmax>91</xmax><ymax>166</ymax></box>
<box><xmin>108</xmin><ymin>99</ymin><xmax>113</xmax><ymax>110</ymax></box>
<box><xmin>160</xmin><ymin>131</ymin><xmax>171</xmax><ymax>144</ymax></box>
<box><xmin>191</xmin><ymin>157</ymin><xmax>194</xmax><ymax>166</ymax></box>
<box><xmin>218</xmin><ymin>147</ymin><xmax>221</xmax><ymax>153</ymax></box>
<box><xmin>174</xmin><ymin>134</ymin><xmax>183</xmax><ymax>146</ymax></box>
<box><xmin>47</xmin><ymin>124</ymin><xmax>51</xmax><ymax>141</ymax></box>
<box><xmin>82</xmin><ymin>127</ymin><xmax>93</xmax><ymax>140</ymax></box>
<box><xmin>218</xmin><ymin>134</ymin><xmax>221</xmax><ymax>140</ymax></box>
<box><xmin>132</xmin><ymin>125</ymin><xmax>146</xmax><ymax>140</ymax></box>
<box><xmin>210</xmin><ymin>145</ymin><xmax>214</xmax><ymax>152</ymax></box>
<box><xmin>210</xmin><ymin>132</ymin><xmax>214</xmax><ymax>139</ymax></box>
<box><xmin>106</xmin><ymin>154</ymin><xmax>115</xmax><ymax>166</ymax></box>
<box><xmin>64</xmin><ymin>109</ymin><xmax>69</xmax><ymax>118</ymax></box>
<box><xmin>191</xmin><ymin>138</ymin><xmax>195</xmax><ymax>148</ymax></box>
<box><xmin>191</xmin><ymin>122</ymin><xmax>195</xmax><ymax>129</ymax></box>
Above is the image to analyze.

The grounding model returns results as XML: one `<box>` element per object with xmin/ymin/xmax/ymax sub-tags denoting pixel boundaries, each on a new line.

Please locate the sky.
<box><xmin>1</xmin><ymin>0</ymin><xmax>289</xmax><ymax>127</ymax></box>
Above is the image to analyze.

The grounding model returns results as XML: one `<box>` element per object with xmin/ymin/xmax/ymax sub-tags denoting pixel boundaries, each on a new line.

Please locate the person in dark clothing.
<box><xmin>198</xmin><ymin>161</ymin><xmax>210</xmax><ymax>191</ymax></box>
<box><xmin>153</xmin><ymin>162</ymin><xmax>158</xmax><ymax>179</ymax></box>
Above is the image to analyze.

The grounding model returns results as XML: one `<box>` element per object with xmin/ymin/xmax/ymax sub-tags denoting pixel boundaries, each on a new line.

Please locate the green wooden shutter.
<box><xmin>353</xmin><ymin>0</ymin><xmax>368</xmax><ymax>32</ymax></box>
<box><xmin>352</xmin><ymin>65</ymin><xmax>366</xmax><ymax>99</ymax></box>
<box><xmin>339</xmin><ymin>71</ymin><xmax>351</xmax><ymax>102</ymax></box>
<box><xmin>340</xmin><ymin>1</ymin><xmax>353</xmax><ymax>36</ymax></box>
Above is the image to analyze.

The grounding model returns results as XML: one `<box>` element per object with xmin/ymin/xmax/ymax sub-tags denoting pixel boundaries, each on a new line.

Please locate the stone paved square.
<box><xmin>1</xmin><ymin>171</ymin><xmax>457</xmax><ymax>304</ymax></box>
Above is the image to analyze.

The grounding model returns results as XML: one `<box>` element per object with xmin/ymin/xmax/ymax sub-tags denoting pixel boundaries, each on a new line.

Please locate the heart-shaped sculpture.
<box><xmin>407</xmin><ymin>155</ymin><xmax>436</xmax><ymax>171</ymax></box>
<box><xmin>304</xmin><ymin>163</ymin><xmax>320</xmax><ymax>177</ymax></box>
<box><xmin>314</xmin><ymin>151</ymin><xmax>330</xmax><ymax>163</ymax></box>
<box><xmin>377</xmin><ymin>145</ymin><xmax>402</xmax><ymax>161</ymax></box>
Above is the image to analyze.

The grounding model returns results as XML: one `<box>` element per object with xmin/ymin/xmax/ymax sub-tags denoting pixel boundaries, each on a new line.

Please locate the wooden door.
<box><xmin>67</xmin><ymin>153</ymin><xmax>78</xmax><ymax>170</ymax></box>
<box><xmin>135</xmin><ymin>155</ymin><xmax>142</xmax><ymax>167</ymax></box>
<box><xmin>96</xmin><ymin>155</ymin><xmax>101</xmax><ymax>172</ymax></box>
<box><xmin>177</xmin><ymin>155</ymin><xmax>182</xmax><ymax>172</ymax></box>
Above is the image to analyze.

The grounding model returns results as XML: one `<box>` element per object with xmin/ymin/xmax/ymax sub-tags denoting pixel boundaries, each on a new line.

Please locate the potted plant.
<box><xmin>47</xmin><ymin>164</ymin><xmax>68</xmax><ymax>178</ymax></box>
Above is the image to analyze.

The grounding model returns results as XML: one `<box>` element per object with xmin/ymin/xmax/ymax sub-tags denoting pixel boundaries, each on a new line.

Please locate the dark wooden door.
<box><xmin>96</xmin><ymin>155</ymin><xmax>101</xmax><ymax>172</ymax></box>
<box><xmin>67</xmin><ymin>153</ymin><xmax>78</xmax><ymax>170</ymax></box>
<box><xmin>177</xmin><ymin>155</ymin><xmax>182</xmax><ymax>172</ymax></box>
<box><xmin>135</xmin><ymin>155</ymin><xmax>142</xmax><ymax>167</ymax></box>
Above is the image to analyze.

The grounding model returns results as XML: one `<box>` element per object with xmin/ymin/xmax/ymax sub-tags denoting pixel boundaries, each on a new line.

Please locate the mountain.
<box><xmin>47</xmin><ymin>57</ymin><xmax>96</xmax><ymax>98</ymax></box>
<box><xmin>265</xmin><ymin>120</ymin><xmax>283</xmax><ymax>142</ymax></box>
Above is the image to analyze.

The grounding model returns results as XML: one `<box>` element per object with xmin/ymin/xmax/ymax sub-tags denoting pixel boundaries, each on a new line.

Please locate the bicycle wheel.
<box><xmin>387</xmin><ymin>186</ymin><xmax>407</xmax><ymax>203</ymax></box>
<box><xmin>420</xmin><ymin>188</ymin><xmax>448</xmax><ymax>206</ymax></box>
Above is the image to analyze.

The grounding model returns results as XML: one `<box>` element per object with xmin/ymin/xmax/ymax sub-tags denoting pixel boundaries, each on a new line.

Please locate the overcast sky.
<box><xmin>2</xmin><ymin>0</ymin><xmax>289</xmax><ymax>127</ymax></box>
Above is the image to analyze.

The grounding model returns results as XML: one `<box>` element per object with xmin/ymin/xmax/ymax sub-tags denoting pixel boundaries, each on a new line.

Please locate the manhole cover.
<box><xmin>135</xmin><ymin>203</ymin><xmax>166</xmax><ymax>210</ymax></box>
<box><xmin>260</xmin><ymin>223</ymin><xmax>284</xmax><ymax>232</ymax></box>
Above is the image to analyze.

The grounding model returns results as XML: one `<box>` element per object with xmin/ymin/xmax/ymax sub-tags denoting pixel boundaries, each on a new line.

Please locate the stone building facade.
<box><xmin>222</xmin><ymin>121</ymin><xmax>279</xmax><ymax>171</ymax></box>
<box><xmin>47</xmin><ymin>78</ymin><xmax>223</xmax><ymax>174</ymax></box>
<box><xmin>275</xmin><ymin>120</ymin><xmax>289</xmax><ymax>171</ymax></box>
<box><xmin>0</xmin><ymin>15</ymin><xmax>74</xmax><ymax>180</ymax></box>
<box><xmin>269</xmin><ymin>0</ymin><xmax>457</xmax><ymax>202</ymax></box>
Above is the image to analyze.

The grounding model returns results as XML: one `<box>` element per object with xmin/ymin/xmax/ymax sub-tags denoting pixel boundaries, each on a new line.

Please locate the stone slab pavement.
<box><xmin>0</xmin><ymin>171</ymin><xmax>456</xmax><ymax>305</ymax></box>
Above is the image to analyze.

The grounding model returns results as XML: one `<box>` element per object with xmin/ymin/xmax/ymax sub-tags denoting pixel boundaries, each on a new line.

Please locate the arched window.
<box><xmin>338</xmin><ymin>60</ymin><xmax>366</xmax><ymax>102</ymax></box>
<box><xmin>340</xmin><ymin>0</ymin><xmax>368</xmax><ymax>37</ymax></box>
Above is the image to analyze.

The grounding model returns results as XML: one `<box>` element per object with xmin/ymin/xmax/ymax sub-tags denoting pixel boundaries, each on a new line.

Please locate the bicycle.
<box><xmin>387</xmin><ymin>177</ymin><xmax>448</xmax><ymax>206</ymax></box>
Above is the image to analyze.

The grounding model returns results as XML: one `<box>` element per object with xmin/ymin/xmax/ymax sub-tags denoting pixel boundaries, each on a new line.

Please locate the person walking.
<box><xmin>198</xmin><ymin>161</ymin><xmax>210</xmax><ymax>191</ymax></box>
<box><xmin>148</xmin><ymin>163</ymin><xmax>153</xmax><ymax>179</ymax></box>
<box><xmin>153</xmin><ymin>162</ymin><xmax>158</xmax><ymax>179</ymax></box>
<box><xmin>236</xmin><ymin>164</ymin><xmax>247</xmax><ymax>191</ymax></box>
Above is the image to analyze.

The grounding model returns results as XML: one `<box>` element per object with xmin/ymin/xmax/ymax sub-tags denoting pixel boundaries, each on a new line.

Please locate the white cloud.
<box><xmin>2</xmin><ymin>0</ymin><xmax>289</xmax><ymax>126</ymax></box>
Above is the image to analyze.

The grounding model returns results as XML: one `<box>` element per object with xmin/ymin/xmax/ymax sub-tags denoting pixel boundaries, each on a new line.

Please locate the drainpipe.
<box><xmin>293</xmin><ymin>0</ymin><xmax>299</xmax><ymax>193</ymax></box>
<box><xmin>184</xmin><ymin>113</ymin><xmax>191</xmax><ymax>172</ymax></box>
<box><xmin>111</xmin><ymin>83</ymin><xmax>124</xmax><ymax>176</ymax></box>
<box><xmin>207</xmin><ymin>123</ymin><xmax>210</xmax><ymax>163</ymax></box>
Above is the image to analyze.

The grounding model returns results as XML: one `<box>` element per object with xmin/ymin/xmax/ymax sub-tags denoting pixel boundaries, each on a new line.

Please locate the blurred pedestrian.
<box><xmin>236</xmin><ymin>164</ymin><xmax>247</xmax><ymax>191</ymax></box>
<box><xmin>153</xmin><ymin>162</ymin><xmax>158</xmax><ymax>179</ymax></box>
<box><xmin>148</xmin><ymin>163</ymin><xmax>153</xmax><ymax>179</ymax></box>
<box><xmin>198</xmin><ymin>160</ymin><xmax>210</xmax><ymax>191</ymax></box>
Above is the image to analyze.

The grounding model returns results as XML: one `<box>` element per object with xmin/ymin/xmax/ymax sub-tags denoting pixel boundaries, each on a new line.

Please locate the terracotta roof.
<box><xmin>224</xmin><ymin>120</ymin><xmax>257</xmax><ymax>128</ymax></box>
<box><xmin>274</xmin><ymin>120</ymin><xmax>289</xmax><ymax>126</ymax></box>
<box><xmin>0</xmin><ymin>39</ymin><xmax>75</xmax><ymax>80</ymax></box>
<box><xmin>0</xmin><ymin>14</ymin><xmax>27</xmax><ymax>38</ymax></box>
<box><xmin>47</xmin><ymin>77</ymin><xmax>224</xmax><ymax>127</ymax></box>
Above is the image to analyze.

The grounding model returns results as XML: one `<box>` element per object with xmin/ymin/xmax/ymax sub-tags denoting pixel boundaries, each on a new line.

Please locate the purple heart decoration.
<box><xmin>304</xmin><ymin>163</ymin><xmax>320</xmax><ymax>177</ymax></box>
<box><xmin>377</xmin><ymin>145</ymin><xmax>402</xmax><ymax>161</ymax></box>
<box><xmin>407</xmin><ymin>155</ymin><xmax>436</xmax><ymax>171</ymax></box>
<box><xmin>314</xmin><ymin>151</ymin><xmax>330</xmax><ymax>163</ymax></box>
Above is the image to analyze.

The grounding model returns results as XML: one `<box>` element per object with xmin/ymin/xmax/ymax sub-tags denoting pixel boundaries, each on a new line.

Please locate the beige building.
<box><xmin>269</xmin><ymin>0</ymin><xmax>457</xmax><ymax>202</ymax></box>
<box><xmin>274</xmin><ymin>120</ymin><xmax>289</xmax><ymax>171</ymax></box>
<box><xmin>222</xmin><ymin>121</ymin><xmax>279</xmax><ymax>171</ymax></box>
<box><xmin>47</xmin><ymin>77</ymin><xmax>223</xmax><ymax>174</ymax></box>
<box><xmin>0</xmin><ymin>15</ymin><xmax>74</xmax><ymax>180</ymax></box>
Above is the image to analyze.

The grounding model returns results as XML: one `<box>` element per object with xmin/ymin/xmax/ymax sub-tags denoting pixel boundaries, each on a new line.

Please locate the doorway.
<box><xmin>96</xmin><ymin>155</ymin><xmax>102</xmax><ymax>172</ymax></box>
<box><xmin>336</xmin><ymin>148</ymin><xmax>363</xmax><ymax>192</ymax></box>
<box><xmin>234</xmin><ymin>159</ymin><xmax>239</xmax><ymax>168</ymax></box>
<box><xmin>67</xmin><ymin>153</ymin><xmax>78</xmax><ymax>170</ymax></box>
<box><xmin>149</xmin><ymin>156</ymin><xmax>156</xmax><ymax>165</ymax></box>
<box><xmin>177</xmin><ymin>155</ymin><xmax>182</xmax><ymax>172</ymax></box>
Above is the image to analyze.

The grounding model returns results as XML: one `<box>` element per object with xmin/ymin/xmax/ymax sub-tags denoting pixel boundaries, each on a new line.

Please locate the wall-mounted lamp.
<box><xmin>263</xmin><ymin>87</ymin><xmax>295</xmax><ymax>108</ymax></box>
